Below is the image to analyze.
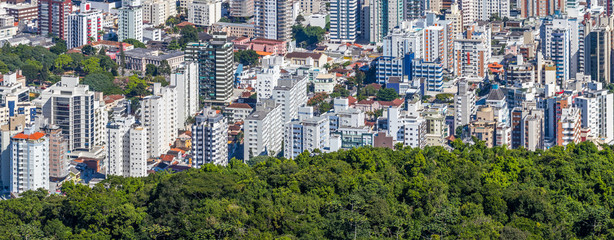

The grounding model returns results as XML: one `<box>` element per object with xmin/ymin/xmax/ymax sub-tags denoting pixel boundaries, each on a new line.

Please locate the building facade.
<box><xmin>140</xmin><ymin>83</ymin><xmax>178</xmax><ymax>158</ymax></box>
<box><xmin>38</xmin><ymin>0</ymin><xmax>72</xmax><ymax>39</ymax></box>
<box><xmin>192</xmin><ymin>108</ymin><xmax>228</xmax><ymax>166</ymax></box>
<box><xmin>188</xmin><ymin>0</ymin><xmax>222</xmax><ymax>26</ymax></box>
<box><xmin>185</xmin><ymin>34</ymin><xmax>234</xmax><ymax>105</ymax></box>
<box><xmin>67</xmin><ymin>2</ymin><xmax>103</xmax><ymax>49</ymax></box>
<box><xmin>118</xmin><ymin>0</ymin><xmax>144</xmax><ymax>42</ymax></box>
<box><xmin>10</xmin><ymin>129</ymin><xmax>49</xmax><ymax>194</ymax></box>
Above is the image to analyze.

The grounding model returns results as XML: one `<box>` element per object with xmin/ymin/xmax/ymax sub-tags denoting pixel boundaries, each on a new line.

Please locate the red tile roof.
<box><xmin>251</xmin><ymin>38</ymin><xmax>286</xmax><ymax>44</ymax></box>
<box><xmin>12</xmin><ymin>132</ymin><xmax>45</xmax><ymax>140</ymax></box>
<box><xmin>177</xmin><ymin>22</ymin><xmax>195</xmax><ymax>27</ymax></box>
<box><xmin>227</xmin><ymin>103</ymin><xmax>252</xmax><ymax>109</ymax></box>
<box><xmin>378</xmin><ymin>98</ymin><xmax>404</xmax><ymax>107</ymax></box>
<box><xmin>104</xmin><ymin>94</ymin><xmax>124</xmax><ymax>104</ymax></box>
<box><xmin>357</xmin><ymin>100</ymin><xmax>374</xmax><ymax>105</ymax></box>
<box><xmin>160</xmin><ymin>154</ymin><xmax>175</xmax><ymax>162</ymax></box>
<box><xmin>347</xmin><ymin>96</ymin><xmax>357</xmax><ymax>105</ymax></box>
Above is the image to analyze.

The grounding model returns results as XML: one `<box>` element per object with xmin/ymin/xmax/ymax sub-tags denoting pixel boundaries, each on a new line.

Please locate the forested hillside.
<box><xmin>2</xmin><ymin>141</ymin><xmax>614</xmax><ymax>239</ymax></box>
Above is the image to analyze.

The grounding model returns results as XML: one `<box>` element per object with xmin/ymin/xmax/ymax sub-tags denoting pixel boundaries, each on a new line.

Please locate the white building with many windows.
<box><xmin>107</xmin><ymin>113</ymin><xmax>148</xmax><ymax>178</ymax></box>
<box><xmin>244</xmin><ymin>99</ymin><xmax>282</xmax><ymax>161</ymax></box>
<box><xmin>140</xmin><ymin>83</ymin><xmax>178</xmax><ymax>158</ymax></box>
<box><xmin>284</xmin><ymin>116</ymin><xmax>329</xmax><ymax>159</ymax></box>
<box><xmin>188</xmin><ymin>0</ymin><xmax>222</xmax><ymax>26</ymax></box>
<box><xmin>118</xmin><ymin>0</ymin><xmax>143</xmax><ymax>42</ymax></box>
<box><xmin>67</xmin><ymin>2</ymin><xmax>103</xmax><ymax>49</ymax></box>
<box><xmin>10</xmin><ymin>128</ymin><xmax>49</xmax><ymax>194</ymax></box>
<box><xmin>574</xmin><ymin>83</ymin><xmax>614</xmax><ymax>143</ymax></box>
<box><xmin>192</xmin><ymin>108</ymin><xmax>228</xmax><ymax>166</ymax></box>
<box><xmin>39</xmin><ymin>76</ymin><xmax>105</xmax><ymax>151</ymax></box>
<box><xmin>171</xmin><ymin>62</ymin><xmax>199</xmax><ymax>129</ymax></box>
<box><xmin>272</xmin><ymin>75</ymin><xmax>308</xmax><ymax>124</ymax></box>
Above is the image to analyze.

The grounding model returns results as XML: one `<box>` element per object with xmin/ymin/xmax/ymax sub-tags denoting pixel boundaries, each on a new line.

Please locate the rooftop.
<box><xmin>12</xmin><ymin>132</ymin><xmax>45</xmax><ymax>140</ymax></box>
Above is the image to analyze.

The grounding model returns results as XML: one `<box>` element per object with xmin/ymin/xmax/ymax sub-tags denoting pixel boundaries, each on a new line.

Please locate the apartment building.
<box><xmin>192</xmin><ymin>108</ymin><xmax>228</xmax><ymax>166</ymax></box>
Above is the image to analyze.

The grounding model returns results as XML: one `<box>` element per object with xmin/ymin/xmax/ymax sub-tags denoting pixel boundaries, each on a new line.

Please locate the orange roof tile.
<box><xmin>228</xmin><ymin>103</ymin><xmax>252</xmax><ymax>109</ymax></box>
<box><xmin>255</xmin><ymin>51</ymin><xmax>273</xmax><ymax>56</ymax></box>
<box><xmin>12</xmin><ymin>132</ymin><xmax>45</xmax><ymax>140</ymax></box>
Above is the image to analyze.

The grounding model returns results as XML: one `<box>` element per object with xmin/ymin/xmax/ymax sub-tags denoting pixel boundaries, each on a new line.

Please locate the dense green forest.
<box><xmin>2</xmin><ymin>141</ymin><xmax>614</xmax><ymax>239</ymax></box>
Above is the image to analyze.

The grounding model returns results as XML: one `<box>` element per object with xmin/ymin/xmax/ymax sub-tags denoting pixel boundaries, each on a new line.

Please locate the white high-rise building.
<box><xmin>382</xmin><ymin>21</ymin><xmax>424</xmax><ymax>58</ymax></box>
<box><xmin>118</xmin><ymin>0</ymin><xmax>144</xmax><ymax>42</ymax></box>
<box><xmin>188</xmin><ymin>0</ymin><xmax>222</xmax><ymax>26</ymax></box>
<box><xmin>107</xmin><ymin>114</ymin><xmax>148</xmax><ymax>177</ymax></box>
<box><xmin>272</xmin><ymin>75</ymin><xmax>308</xmax><ymax>124</ymax></box>
<box><xmin>330</xmin><ymin>0</ymin><xmax>357</xmax><ymax>43</ymax></box>
<box><xmin>171</xmin><ymin>62</ymin><xmax>199</xmax><ymax>129</ymax></box>
<box><xmin>453</xmin><ymin>23</ymin><xmax>492</xmax><ymax>78</ymax></box>
<box><xmin>192</xmin><ymin>108</ymin><xmax>228</xmax><ymax>167</ymax></box>
<box><xmin>67</xmin><ymin>2</ymin><xmax>103</xmax><ymax>49</ymax></box>
<box><xmin>454</xmin><ymin>79</ymin><xmax>476</xmax><ymax>129</ymax></box>
<box><xmin>387</xmin><ymin>106</ymin><xmax>427</xmax><ymax>148</ymax></box>
<box><xmin>10</xmin><ymin>128</ymin><xmax>49</xmax><ymax>194</ymax></box>
<box><xmin>0</xmin><ymin>115</ymin><xmax>26</xmax><ymax>191</ymax></box>
<box><xmin>369</xmin><ymin>0</ymin><xmax>404</xmax><ymax>43</ymax></box>
<box><xmin>574</xmin><ymin>83</ymin><xmax>614</xmax><ymax>143</ymax></box>
<box><xmin>39</xmin><ymin>77</ymin><xmax>104</xmax><ymax>151</ymax></box>
<box><xmin>143</xmin><ymin>0</ymin><xmax>177</xmax><ymax>26</ymax></box>
<box><xmin>128</xmin><ymin>126</ymin><xmax>148</xmax><ymax>177</ymax></box>
<box><xmin>254</xmin><ymin>0</ymin><xmax>294</xmax><ymax>41</ymax></box>
<box><xmin>244</xmin><ymin>99</ymin><xmax>282</xmax><ymax>161</ymax></box>
<box><xmin>460</xmin><ymin>0</ymin><xmax>509</xmax><ymax>27</ymax></box>
<box><xmin>141</xmin><ymin>83</ymin><xmax>178</xmax><ymax>158</ymax></box>
<box><xmin>540</xmin><ymin>18</ymin><xmax>579</xmax><ymax>83</ymax></box>
<box><xmin>284</xmin><ymin>116</ymin><xmax>329</xmax><ymax>159</ymax></box>
<box><xmin>256</xmin><ymin>65</ymin><xmax>281</xmax><ymax>99</ymax></box>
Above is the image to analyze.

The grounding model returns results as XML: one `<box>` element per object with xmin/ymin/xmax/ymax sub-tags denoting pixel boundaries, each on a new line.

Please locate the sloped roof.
<box><xmin>487</xmin><ymin>88</ymin><xmax>505</xmax><ymax>101</ymax></box>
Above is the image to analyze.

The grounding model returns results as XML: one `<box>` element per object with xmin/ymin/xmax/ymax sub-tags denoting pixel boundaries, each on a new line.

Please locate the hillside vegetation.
<box><xmin>2</xmin><ymin>141</ymin><xmax>614</xmax><ymax>239</ymax></box>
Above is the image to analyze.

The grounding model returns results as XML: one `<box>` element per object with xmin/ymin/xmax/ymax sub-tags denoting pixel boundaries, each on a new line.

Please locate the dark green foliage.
<box><xmin>82</xmin><ymin>73</ymin><xmax>123</xmax><ymax>95</ymax></box>
<box><xmin>49</xmin><ymin>39</ymin><xmax>67</xmax><ymax>55</ymax></box>
<box><xmin>330</xmin><ymin>84</ymin><xmax>350</xmax><ymax>98</ymax></box>
<box><xmin>123</xmin><ymin>38</ymin><xmax>146</xmax><ymax>48</ymax></box>
<box><xmin>376</xmin><ymin>87</ymin><xmax>399</xmax><ymax>101</ymax></box>
<box><xmin>233</xmin><ymin>50</ymin><xmax>259</xmax><ymax>66</ymax></box>
<box><xmin>81</xmin><ymin>45</ymin><xmax>96</xmax><ymax>55</ymax></box>
<box><xmin>4</xmin><ymin>142</ymin><xmax>614</xmax><ymax>238</ymax></box>
<box><xmin>292</xmin><ymin>25</ymin><xmax>326</xmax><ymax>47</ymax></box>
<box><xmin>179</xmin><ymin>26</ymin><xmax>198</xmax><ymax>48</ymax></box>
<box><xmin>145</xmin><ymin>64</ymin><xmax>158</xmax><ymax>76</ymax></box>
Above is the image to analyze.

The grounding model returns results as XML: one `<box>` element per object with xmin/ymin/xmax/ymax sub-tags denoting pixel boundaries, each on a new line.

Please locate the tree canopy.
<box><xmin>292</xmin><ymin>25</ymin><xmax>326</xmax><ymax>47</ymax></box>
<box><xmin>233</xmin><ymin>50</ymin><xmax>259</xmax><ymax>66</ymax></box>
<box><xmin>2</xmin><ymin>141</ymin><xmax>614</xmax><ymax>238</ymax></box>
<box><xmin>376</xmin><ymin>87</ymin><xmax>399</xmax><ymax>101</ymax></box>
<box><xmin>123</xmin><ymin>38</ymin><xmax>146</xmax><ymax>48</ymax></box>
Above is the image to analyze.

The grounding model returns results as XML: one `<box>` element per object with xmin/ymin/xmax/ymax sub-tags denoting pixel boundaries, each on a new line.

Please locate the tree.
<box><xmin>49</xmin><ymin>40</ymin><xmax>67</xmax><ymax>55</ymax></box>
<box><xmin>179</xmin><ymin>25</ymin><xmax>199</xmax><ymax>47</ymax></box>
<box><xmin>292</xmin><ymin>25</ymin><xmax>326</xmax><ymax>47</ymax></box>
<box><xmin>296</xmin><ymin>14</ymin><xmax>305</xmax><ymax>22</ymax></box>
<box><xmin>0</xmin><ymin>60</ymin><xmax>9</xmax><ymax>74</ymax></box>
<box><xmin>234</xmin><ymin>50</ymin><xmax>260</xmax><ymax>66</ymax></box>
<box><xmin>54</xmin><ymin>54</ymin><xmax>72</xmax><ymax>70</ymax></box>
<box><xmin>435</xmin><ymin>93</ymin><xmax>454</xmax><ymax>103</ymax></box>
<box><xmin>158</xmin><ymin>60</ymin><xmax>171</xmax><ymax>76</ymax></box>
<box><xmin>98</xmin><ymin>46</ymin><xmax>107</xmax><ymax>56</ymax></box>
<box><xmin>21</xmin><ymin>64</ymin><xmax>39</xmax><ymax>83</ymax></box>
<box><xmin>125</xmin><ymin>75</ymin><xmax>149</xmax><ymax>97</ymax></box>
<box><xmin>81</xmin><ymin>57</ymin><xmax>103</xmax><ymax>74</ymax></box>
<box><xmin>123</xmin><ymin>38</ymin><xmax>146</xmax><ymax>48</ymax></box>
<box><xmin>82</xmin><ymin>73</ymin><xmax>124</xmax><ymax>95</ymax></box>
<box><xmin>81</xmin><ymin>45</ymin><xmax>96</xmax><ymax>55</ymax></box>
<box><xmin>146</xmin><ymin>64</ymin><xmax>158</xmax><ymax>76</ymax></box>
<box><xmin>376</xmin><ymin>88</ymin><xmax>399</xmax><ymax>101</ymax></box>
